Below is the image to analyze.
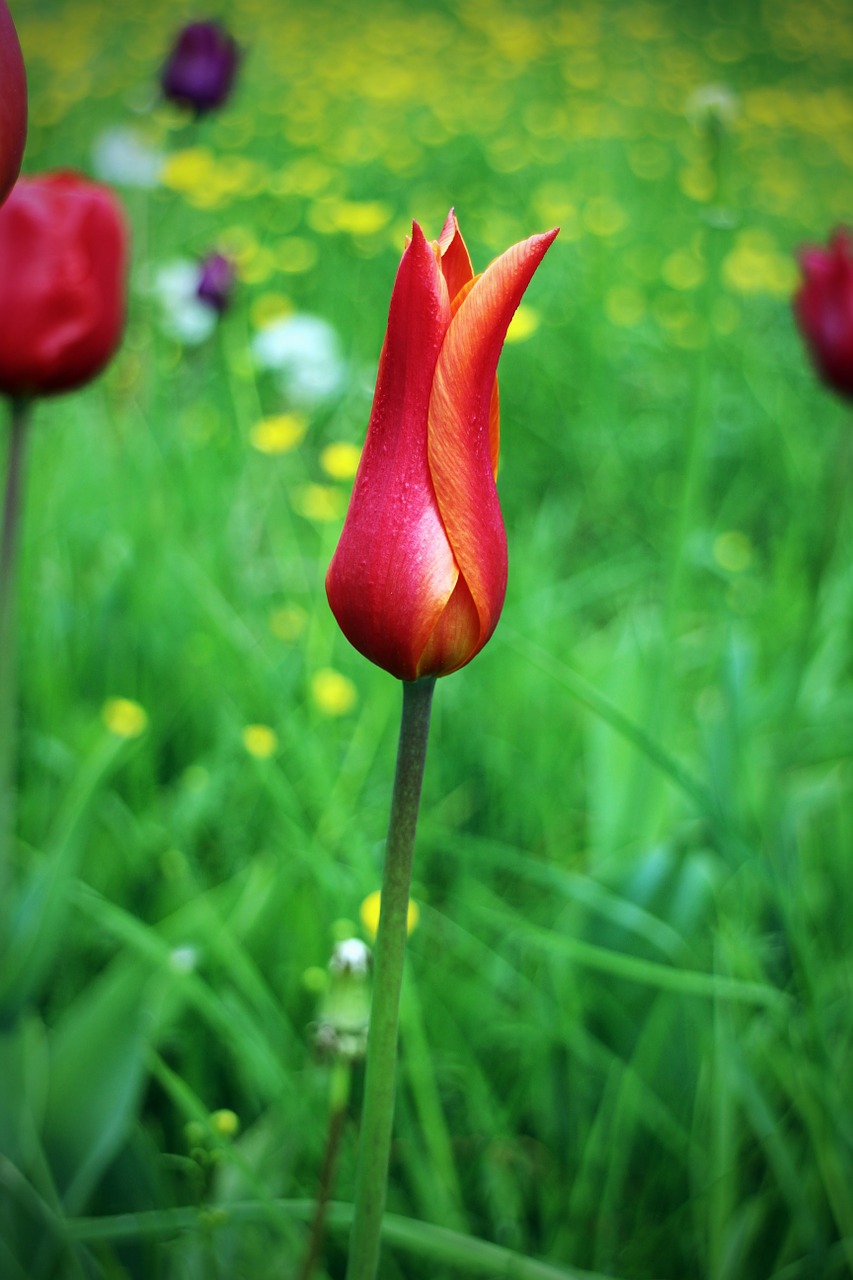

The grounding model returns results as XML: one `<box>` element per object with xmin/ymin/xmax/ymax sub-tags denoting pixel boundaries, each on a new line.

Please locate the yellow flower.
<box><xmin>250</xmin><ymin>294</ymin><xmax>293</xmax><ymax>331</ymax></box>
<box><xmin>311</xmin><ymin>668</ymin><xmax>358</xmax><ymax>716</ymax></box>
<box><xmin>360</xmin><ymin>890</ymin><xmax>419</xmax><ymax>941</ymax></box>
<box><xmin>505</xmin><ymin>305</ymin><xmax>540</xmax><ymax>343</ymax></box>
<box><xmin>293</xmin><ymin>484</ymin><xmax>347</xmax><ymax>522</ymax></box>
<box><xmin>242</xmin><ymin>724</ymin><xmax>278</xmax><ymax>759</ymax></box>
<box><xmin>161</xmin><ymin>147</ymin><xmax>216</xmax><ymax>196</ymax></box>
<box><xmin>102</xmin><ymin>698</ymin><xmax>148</xmax><ymax>739</ymax></box>
<box><xmin>250</xmin><ymin>414</ymin><xmax>307</xmax><ymax>455</ymax></box>
<box><xmin>320</xmin><ymin>442</ymin><xmax>361</xmax><ymax>480</ymax></box>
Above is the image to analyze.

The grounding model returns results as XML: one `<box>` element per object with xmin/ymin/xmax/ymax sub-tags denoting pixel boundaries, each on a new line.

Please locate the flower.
<box><xmin>311</xmin><ymin>667</ymin><xmax>358</xmax><ymax>716</ymax></box>
<box><xmin>196</xmin><ymin>251</ymin><xmax>236</xmax><ymax>313</ymax></box>
<box><xmin>315</xmin><ymin>938</ymin><xmax>373</xmax><ymax>1061</ymax></box>
<box><xmin>91</xmin><ymin>126</ymin><xmax>165</xmax><ymax>190</ymax></box>
<box><xmin>794</xmin><ymin>228</ymin><xmax>853</xmax><ymax>401</ymax></box>
<box><xmin>249</xmin><ymin>412</ymin><xmax>306</xmax><ymax>454</ymax></box>
<box><xmin>0</xmin><ymin>0</ymin><xmax>26</xmax><ymax>207</ymax></box>
<box><xmin>102</xmin><ymin>697</ymin><xmax>148</xmax><ymax>738</ymax></box>
<box><xmin>0</xmin><ymin>172</ymin><xmax>128</xmax><ymax>398</ymax></box>
<box><xmin>325</xmin><ymin>210</ymin><xmax>558</xmax><ymax>681</ymax></box>
<box><xmin>360</xmin><ymin>891</ymin><xmax>419</xmax><ymax>941</ymax></box>
<box><xmin>251</xmin><ymin>313</ymin><xmax>346</xmax><ymax>407</ymax></box>
<box><xmin>150</xmin><ymin>252</ymin><xmax>234</xmax><ymax>344</ymax></box>
<box><xmin>160</xmin><ymin>21</ymin><xmax>240</xmax><ymax>115</ymax></box>
<box><xmin>242</xmin><ymin>723</ymin><xmax>278</xmax><ymax>758</ymax></box>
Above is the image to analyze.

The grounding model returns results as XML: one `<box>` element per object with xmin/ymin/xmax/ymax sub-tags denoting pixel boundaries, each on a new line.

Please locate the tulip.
<box><xmin>0</xmin><ymin>0</ymin><xmax>27</xmax><ymax>206</ymax></box>
<box><xmin>794</xmin><ymin>228</ymin><xmax>853</xmax><ymax>401</ymax></box>
<box><xmin>196</xmin><ymin>250</ymin><xmax>235</xmax><ymax>313</ymax></box>
<box><xmin>326</xmin><ymin>210</ymin><xmax>558</xmax><ymax>681</ymax></box>
<box><xmin>0</xmin><ymin>171</ymin><xmax>128</xmax><ymax>398</ymax></box>
<box><xmin>160</xmin><ymin>20</ymin><xmax>240</xmax><ymax>115</ymax></box>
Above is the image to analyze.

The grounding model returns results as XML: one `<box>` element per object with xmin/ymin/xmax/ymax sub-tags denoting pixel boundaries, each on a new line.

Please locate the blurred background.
<box><xmin>4</xmin><ymin>0</ymin><xmax>853</xmax><ymax>1277</ymax></box>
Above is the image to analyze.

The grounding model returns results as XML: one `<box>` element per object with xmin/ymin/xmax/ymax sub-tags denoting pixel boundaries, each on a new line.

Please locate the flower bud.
<box><xmin>0</xmin><ymin>172</ymin><xmax>128</xmax><ymax>398</ymax></box>
<box><xmin>196</xmin><ymin>251</ymin><xmax>235</xmax><ymax>313</ymax></box>
<box><xmin>161</xmin><ymin>21</ymin><xmax>240</xmax><ymax>115</ymax></box>
<box><xmin>793</xmin><ymin>228</ymin><xmax>853</xmax><ymax>401</ymax></box>
<box><xmin>314</xmin><ymin>938</ymin><xmax>372</xmax><ymax>1061</ymax></box>
<box><xmin>326</xmin><ymin>211</ymin><xmax>558</xmax><ymax>680</ymax></box>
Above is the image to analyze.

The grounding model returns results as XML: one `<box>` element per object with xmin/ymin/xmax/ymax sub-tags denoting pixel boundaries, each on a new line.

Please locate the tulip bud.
<box><xmin>326</xmin><ymin>211</ymin><xmax>558</xmax><ymax>681</ymax></box>
<box><xmin>0</xmin><ymin>172</ymin><xmax>128</xmax><ymax>398</ymax></box>
<box><xmin>0</xmin><ymin>0</ymin><xmax>27</xmax><ymax>206</ymax></box>
<box><xmin>161</xmin><ymin>21</ymin><xmax>240</xmax><ymax>115</ymax></box>
<box><xmin>196</xmin><ymin>251</ymin><xmax>236</xmax><ymax>313</ymax></box>
<box><xmin>793</xmin><ymin>229</ymin><xmax>853</xmax><ymax>401</ymax></box>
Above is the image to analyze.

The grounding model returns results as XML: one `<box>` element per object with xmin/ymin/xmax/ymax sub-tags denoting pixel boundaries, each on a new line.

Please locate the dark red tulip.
<box><xmin>161</xmin><ymin>21</ymin><xmax>239</xmax><ymax>114</ymax></box>
<box><xmin>794</xmin><ymin>229</ymin><xmax>853</xmax><ymax>401</ymax></box>
<box><xmin>0</xmin><ymin>0</ymin><xmax>27</xmax><ymax>206</ymax></box>
<box><xmin>326</xmin><ymin>211</ymin><xmax>558</xmax><ymax>681</ymax></box>
<box><xmin>0</xmin><ymin>172</ymin><xmax>128</xmax><ymax>397</ymax></box>
<box><xmin>196</xmin><ymin>251</ymin><xmax>235</xmax><ymax>313</ymax></box>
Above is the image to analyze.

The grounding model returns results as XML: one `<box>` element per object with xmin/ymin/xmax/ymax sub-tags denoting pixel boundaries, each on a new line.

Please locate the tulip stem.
<box><xmin>346</xmin><ymin>676</ymin><xmax>436</xmax><ymax>1280</ymax></box>
<box><xmin>0</xmin><ymin>397</ymin><xmax>30</xmax><ymax>881</ymax></box>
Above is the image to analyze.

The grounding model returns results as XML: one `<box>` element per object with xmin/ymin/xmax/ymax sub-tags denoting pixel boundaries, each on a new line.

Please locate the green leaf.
<box><xmin>41</xmin><ymin>959</ymin><xmax>154</xmax><ymax>1213</ymax></box>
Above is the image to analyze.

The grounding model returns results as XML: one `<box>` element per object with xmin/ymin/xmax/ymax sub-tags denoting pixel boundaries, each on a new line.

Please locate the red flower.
<box><xmin>326</xmin><ymin>211</ymin><xmax>558</xmax><ymax>681</ymax></box>
<box><xmin>794</xmin><ymin>228</ymin><xmax>853</xmax><ymax>401</ymax></box>
<box><xmin>0</xmin><ymin>172</ymin><xmax>129</xmax><ymax>398</ymax></box>
<box><xmin>0</xmin><ymin>0</ymin><xmax>27</xmax><ymax>206</ymax></box>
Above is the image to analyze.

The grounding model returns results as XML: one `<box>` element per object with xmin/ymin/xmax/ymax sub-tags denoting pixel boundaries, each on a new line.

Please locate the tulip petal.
<box><xmin>437</xmin><ymin>208</ymin><xmax>474</xmax><ymax>305</ymax></box>
<box><xmin>428</xmin><ymin>229</ymin><xmax>558</xmax><ymax>653</ymax></box>
<box><xmin>326</xmin><ymin>223</ymin><xmax>457</xmax><ymax>680</ymax></box>
<box><xmin>416</xmin><ymin>575</ymin><xmax>480</xmax><ymax>678</ymax></box>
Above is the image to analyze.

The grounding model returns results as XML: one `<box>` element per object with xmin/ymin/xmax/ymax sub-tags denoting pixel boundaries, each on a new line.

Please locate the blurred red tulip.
<box><xmin>0</xmin><ymin>172</ymin><xmax>128</xmax><ymax>397</ymax></box>
<box><xmin>161</xmin><ymin>20</ymin><xmax>239</xmax><ymax>114</ymax></box>
<box><xmin>794</xmin><ymin>228</ymin><xmax>853</xmax><ymax>401</ymax></box>
<box><xmin>0</xmin><ymin>0</ymin><xmax>27</xmax><ymax>206</ymax></box>
<box><xmin>326</xmin><ymin>211</ymin><xmax>558</xmax><ymax>681</ymax></box>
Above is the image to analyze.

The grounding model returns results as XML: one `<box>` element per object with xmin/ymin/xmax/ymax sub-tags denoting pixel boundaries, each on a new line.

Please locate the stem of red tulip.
<box><xmin>345</xmin><ymin>675</ymin><xmax>436</xmax><ymax>1280</ymax></box>
<box><xmin>0</xmin><ymin>397</ymin><xmax>30</xmax><ymax>880</ymax></box>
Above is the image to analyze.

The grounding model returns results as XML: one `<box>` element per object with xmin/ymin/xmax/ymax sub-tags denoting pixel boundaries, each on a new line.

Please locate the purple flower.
<box><xmin>794</xmin><ymin>229</ymin><xmax>853</xmax><ymax>402</ymax></box>
<box><xmin>161</xmin><ymin>21</ymin><xmax>239</xmax><ymax>114</ymax></box>
<box><xmin>196</xmin><ymin>252</ymin><xmax>235</xmax><ymax>313</ymax></box>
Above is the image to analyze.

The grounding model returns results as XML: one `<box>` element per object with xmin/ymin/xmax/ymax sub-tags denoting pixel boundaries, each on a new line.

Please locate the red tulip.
<box><xmin>0</xmin><ymin>0</ymin><xmax>27</xmax><ymax>206</ymax></box>
<box><xmin>326</xmin><ymin>211</ymin><xmax>558</xmax><ymax>681</ymax></box>
<box><xmin>0</xmin><ymin>172</ymin><xmax>128</xmax><ymax>397</ymax></box>
<box><xmin>794</xmin><ymin>228</ymin><xmax>853</xmax><ymax>401</ymax></box>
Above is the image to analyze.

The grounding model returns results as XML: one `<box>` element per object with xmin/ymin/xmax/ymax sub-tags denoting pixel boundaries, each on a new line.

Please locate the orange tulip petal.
<box><xmin>416</xmin><ymin>574</ymin><xmax>481</xmax><ymax>678</ymax></box>
<box><xmin>428</xmin><ymin>229</ymin><xmax>558</xmax><ymax>651</ymax></box>
<box><xmin>326</xmin><ymin>223</ymin><xmax>457</xmax><ymax>680</ymax></box>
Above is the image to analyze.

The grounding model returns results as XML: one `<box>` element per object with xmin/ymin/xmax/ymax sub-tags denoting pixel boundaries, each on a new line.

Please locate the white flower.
<box><xmin>92</xmin><ymin>126</ymin><xmax>165</xmax><ymax>189</ymax></box>
<box><xmin>149</xmin><ymin>260</ymin><xmax>218</xmax><ymax>345</ymax></box>
<box><xmin>252</xmin><ymin>314</ymin><xmax>346</xmax><ymax>407</ymax></box>
<box><xmin>330</xmin><ymin>938</ymin><xmax>371</xmax><ymax>977</ymax></box>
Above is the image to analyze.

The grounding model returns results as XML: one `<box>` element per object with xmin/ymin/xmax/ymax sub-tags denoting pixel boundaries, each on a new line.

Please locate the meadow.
<box><xmin>3</xmin><ymin>0</ymin><xmax>853</xmax><ymax>1276</ymax></box>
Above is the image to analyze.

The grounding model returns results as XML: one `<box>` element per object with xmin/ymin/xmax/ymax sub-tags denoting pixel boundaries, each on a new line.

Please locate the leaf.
<box><xmin>41</xmin><ymin>959</ymin><xmax>154</xmax><ymax>1213</ymax></box>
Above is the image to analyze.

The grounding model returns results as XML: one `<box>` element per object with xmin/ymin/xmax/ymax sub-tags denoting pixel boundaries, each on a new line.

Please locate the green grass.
<box><xmin>3</xmin><ymin>0</ymin><xmax>853</xmax><ymax>1277</ymax></box>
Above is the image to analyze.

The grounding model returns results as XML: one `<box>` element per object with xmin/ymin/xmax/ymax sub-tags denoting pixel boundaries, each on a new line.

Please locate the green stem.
<box><xmin>298</xmin><ymin>1059</ymin><xmax>352</xmax><ymax>1280</ymax></box>
<box><xmin>0</xmin><ymin>398</ymin><xmax>31</xmax><ymax>885</ymax></box>
<box><xmin>346</xmin><ymin>676</ymin><xmax>436</xmax><ymax>1280</ymax></box>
